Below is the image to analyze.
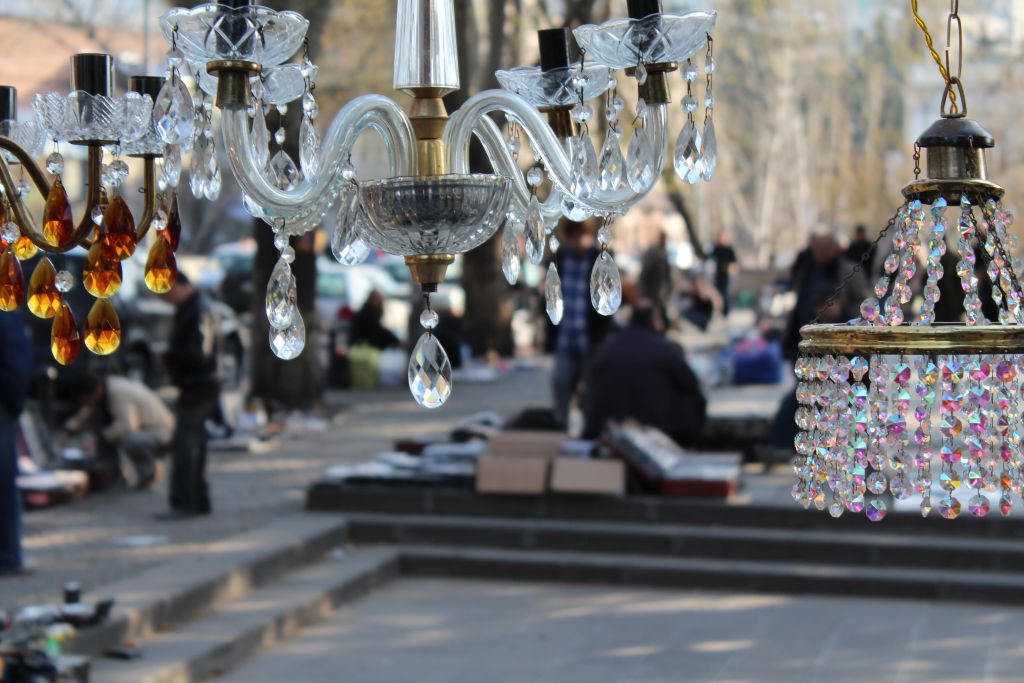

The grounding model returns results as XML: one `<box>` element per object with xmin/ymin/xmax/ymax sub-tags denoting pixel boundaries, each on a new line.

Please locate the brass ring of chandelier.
<box><xmin>799</xmin><ymin>323</ymin><xmax>1024</xmax><ymax>356</ymax></box>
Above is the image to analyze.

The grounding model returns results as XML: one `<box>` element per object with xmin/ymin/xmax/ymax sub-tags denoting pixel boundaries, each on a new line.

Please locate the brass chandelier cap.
<box><xmin>405</xmin><ymin>254</ymin><xmax>455</xmax><ymax>292</ymax></box>
<box><xmin>916</xmin><ymin>116</ymin><xmax>994</xmax><ymax>149</ymax></box>
<box><xmin>799</xmin><ymin>322</ymin><xmax>1024</xmax><ymax>356</ymax></box>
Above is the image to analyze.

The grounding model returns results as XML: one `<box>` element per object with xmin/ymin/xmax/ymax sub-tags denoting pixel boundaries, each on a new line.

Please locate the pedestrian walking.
<box><xmin>710</xmin><ymin>232</ymin><xmax>738</xmax><ymax>315</ymax></box>
<box><xmin>0</xmin><ymin>310</ymin><xmax>32</xmax><ymax>574</ymax></box>
<box><xmin>639</xmin><ymin>231</ymin><xmax>674</xmax><ymax>325</ymax></box>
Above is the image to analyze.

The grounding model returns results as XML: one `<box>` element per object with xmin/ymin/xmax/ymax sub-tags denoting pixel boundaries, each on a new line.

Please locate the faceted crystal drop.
<box><xmin>13</xmin><ymin>235</ymin><xmax>38</xmax><ymax>261</ymax></box>
<box><xmin>501</xmin><ymin>222</ymin><xmax>520</xmax><ymax>285</ymax></box>
<box><xmin>569</xmin><ymin>132</ymin><xmax>599</xmax><ymax>200</ymax></box>
<box><xmin>83</xmin><ymin>298</ymin><xmax>121</xmax><ymax>355</ymax></box>
<box><xmin>269</xmin><ymin>312</ymin><xmax>306</xmax><ymax>360</ymax></box>
<box><xmin>524</xmin><ymin>196</ymin><xmax>545</xmax><ymax>265</ymax></box>
<box><xmin>42</xmin><ymin>178</ymin><xmax>74</xmax><ymax>247</ymax></box>
<box><xmin>153</xmin><ymin>74</ymin><xmax>195</xmax><ymax>145</ymax></box>
<box><xmin>408</xmin><ymin>332</ymin><xmax>452</xmax><ymax>409</ymax></box>
<box><xmin>598</xmin><ymin>128</ymin><xmax>627</xmax><ymax>193</ymax></box>
<box><xmin>205</xmin><ymin>167</ymin><xmax>222</xmax><ymax>201</ymax></box>
<box><xmin>164</xmin><ymin>193</ymin><xmax>182</xmax><ymax>252</ymax></box>
<box><xmin>299</xmin><ymin>116</ymin><xmax>320</xmax><ymax>181</ymax></box>
<box><xmin>50</xmin><ymin>300</ymin><xmax>81</xmax><ymax>366</ymax></box>
<box><xmin>27</xmin><ymin>257</ymin><xmax>60</xmax><ymax>319</ymax></box>
<box><xmin>189</xmin><ymin>136</ymin><xmax>209</xmax><ymax>199</ymax></box>
<box><xmin>673</xmin><ymin>119</ymin><xmax>703</xmax><ymax>185</ymax></box>
<box><xmin>865</xmin><ymin>498</ymin><xmax>887</xmax><ymax>522</ymax></box>
<box><xmin>162</xmin><ymin>144</ymin><xmax>182</xmax><ymax>189</ymax></box>
<box><xmin>144</xmin><ymin>235</ymin><xmax>177</xmax><ymax>293</ymax></box>
<box><xmin>590</xmin><ymin>250</ymin><xmax>622</xmax><ymax>316</ymax></box>
<box><xmin>701</xmin><ymin>118</ymin><xmax>717</xmax><ymax>181</ymax></box>
<box><xmin>0</xmin><ymin>247</ymin><xmax>24</xmax><ymax>311</ymax></box>
<box><xmin>626</xmin><ymin>127</ymin><xmax>656</xmax><ymax>192</ymax></box>
<box><xmin>252</xmin><ymin>105</ymin><xmax>271</xmax><ymax>171</ymax></box>
<box><xmin>331</xmin><ymin>189</ymin><xmax>370</xmax><ymax>266</ymax></box>
<box><xmin>968</xmin><ymin>494</ymin><xmax>990</xmax><ymax>518</ymax></box>
<box><xmin>269</xmin><ymin>150</ymin><xmax>300</xmax><ymax>190</ymax></box>
<box><xmin>265</xmin><ymin>257</ymin><xmax>297</xmax><ymax>329</ymax></box>
<box><xmin>545</xmin><ymin>262</ymin><xmax>563</xmax><ymax>324</ymax></box>
<box><xmin>83</xmin><ymin>240</ymin><xmax>122</xmax><ymax>299</ymax></box>
<box><xmin>101</xmin><ymin>196</ymin><xmax>137</xmax><ymax>260</ymax></box>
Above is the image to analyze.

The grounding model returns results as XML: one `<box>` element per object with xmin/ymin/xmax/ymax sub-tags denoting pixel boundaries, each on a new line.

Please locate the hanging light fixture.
<box><xmin>793</xmin><ymin>1</ymin><xmax>1024</xmax><ymax>521</ymax></box>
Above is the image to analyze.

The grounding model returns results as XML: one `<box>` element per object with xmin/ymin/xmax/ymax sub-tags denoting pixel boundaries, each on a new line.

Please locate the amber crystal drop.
<box><xmin>101</xmin><ymin>195</ymin><xmax>137</xmax><ymax>260</ymax></box>
<box><xmin>165</xmin><ymin>192</ymin><xmax>181</xmax><ymax>252</ymax></box>
<box><xmin>42</xmin><ymin>178</ymin><xmax>75</xmax><ymax>247</ymax></box>
<box><xmin>27</xmin><ymin>257</ymin><xmax>61</xmax><ymax>318</ymax></box>
<box><xmin>144</xmin><ymin>235</ymin><xmax>177</xmax><ymax>293</ymax></box>
<box><xmin>84</xmin><ymin>298</ymin><xmax>121</xmax><ymax>355</ymax></box>
<box><xmin>13</xmin><ymin>235</ymin><xmax>38</xmax><ymax>260</ymax></box>
<box><xmin>51</xmin><ymin>300</ymin><xmax>81</xmax><ymax>365</ymax></box>
<box><xmin>83</xmin><ymin>240</ymin><xmax>122</xmax><ymax>299</ymax></box>
<box><xmin>0</xmin><ymin>247</ymin><xmax>24</xmax><ymax>311</ymax></box>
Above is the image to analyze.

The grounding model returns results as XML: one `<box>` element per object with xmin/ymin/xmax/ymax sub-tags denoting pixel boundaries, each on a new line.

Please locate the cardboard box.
<box><xmin>550</xmin><ymin>458</ymin><xmax>625</xmax><ymax>495</ymax></box>
<box><xmin>475</xmin><ymin>454</ymin><xmax>549</xmax><ymax>494</ymax></box>
<box><xmin>487</xmin><ymin>431</ymin><xmax>566</xmax><ymax>459</ymax></box>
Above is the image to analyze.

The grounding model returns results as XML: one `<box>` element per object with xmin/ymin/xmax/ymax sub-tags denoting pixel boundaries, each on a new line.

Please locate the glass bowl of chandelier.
<box><xmin>793</xmin><ymin>113</ymin><xmax>1024</xmax><ymax>522</ymax></box>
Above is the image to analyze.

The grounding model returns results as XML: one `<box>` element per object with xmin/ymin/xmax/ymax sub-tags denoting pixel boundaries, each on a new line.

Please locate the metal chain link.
<box><xmin>910</xmin><ymin>0</ymin><xmax>962</xmax><ymax>114</ymax></box>
<box><xmin>703</xmin><ymin>35</ymin><xmax>713</xmax><ymax>124</ymax></box>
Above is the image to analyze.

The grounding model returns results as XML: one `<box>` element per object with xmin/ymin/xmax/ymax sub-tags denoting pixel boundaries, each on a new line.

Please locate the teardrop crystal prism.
<box><xmin>559</xmin><ymin>193</ymin><xmax>590</xmax><ymax>222</ymax></box>
<box><xmin>524</xmin><ymin>196</ymin><xmax>545</xmax><ymax>265</ymax></box>
<box><xmin>84</xmin><ymin>298</ymin><xmax>121</xmax><ymax>355</ymax></box>
<box><xmin>569</xmin><ymin>132</ymin><xmax>598</xmax><ymax>200</ymax></box>
<box><xmin>269</xmin><ymin>150</ymin><xmax>300</xmax><ymax>190</ymax></box>
<box><xmin>701</xmin><ymin>118</ymin><xmax>717</xmax><ymax>181</ymax></box>
<box><xmin>408</xmin><ymin>332</ymin><xmax>453</xmax><ymax>409</ymax></box>
<box><xmin>83</xmin><ymin>240</ymin><xmax>122</xmax><ymax>299</ymax></box>
<box><xmin>299</xmin><ymin>116</ymin><xmax>320</xmax><ymax>181</ymax></box>
<box><xmin>331</xmin><ymin>188</ymin><xmax>371</xmax><ymax>265</ymax></box>
<box><xmin>162</xmin><ymin>144</ymin><xmax>182</xmax><ymax>189</ymax></box>
<box><xmin>189</xmin><ymin>135</ymin><xmax>209</xmax><ymax>199</ymax></box>
<box><xmin>13</xmin><ymin>235</ymin><xmax>37</xmax><ymax>261</ymax></box>
<box><xmin>153</xmin><ymin>74</ymin><xmax>195</xmax><ymax>145</ymax></box>
<box><xmin>598</xmin><ymin>128</ymin><xmax>627</xmax><ymax>193</ymax></box>
<box><xmin>626</xmin><ymin>127</ymin><xmax>656</xmax><ymax>193</ymax></box>
<box><xmin>101</xmin><ymin>195</ymin><xmax>137</xmax><ymax>260</ymax></box>
<box><xmin>270</xmin><ymin>311</ymin><xmax>306</xmax><ymax>360</ymax></box>
<box><xmin>205</xmin><ymin>166</ymin><xmax>222</xmax><ymax>201</ymax></box>
<box><xmin>165</xmin><ymin>193</ymin><xmax>182</xmax><ymax>252</ymax></box>
<box><xmin>545</xmin><ymin>262</ymin><xmax>563</xmax><ymax>324</ymax></box>
<box><xmin>673</xmin><ymin>119</ymin><xmax>704</xmax><ymax>185</ymax></box>
<box><xmin>43</xmin><ymin>178</ymin><xmax>74</xmax><ymax>247</ymax></box>
<box><xmin>144</xmin><ymin>235</ymin><xmax>177</xmax><ymax>293</ymax></box>
<box><xmin>252</xmin><ymin>105</ymin><xmax>270</xmax><ymax>171</ymax></box>
<box><xmin>265</xmin><ymin>257</ymin><xmax>297</xmax><ymax>329</ymax></box>
<box><xmin>0</xmin><ymin>247</ymin><xmax>24</xmax><ymax>311</ymax></box>
<box><xmin>590</xmin><ymin>250</ymin><xmax>622</xmax><ymax>316</ymax></box>
<box><xmin>27</xmin><ymin>257</ymin><xmax>60</xmax><ymax>319</ymax></box>
<box><xmin>501</xmin><ymin>222</ymin><xmax>521</xmax><ymax>285</ymax></box>
<box><xmin>50</xmin><ymin>300</ymin><xmax>81</xmax><ymax>366</ymax></box>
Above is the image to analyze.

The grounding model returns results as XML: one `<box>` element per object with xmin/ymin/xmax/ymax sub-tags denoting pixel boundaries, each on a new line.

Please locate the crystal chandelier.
<box><xmin>793</xmin><ymin>2</ymin><xmax>1024</xmax><ymax>521</ymax></box>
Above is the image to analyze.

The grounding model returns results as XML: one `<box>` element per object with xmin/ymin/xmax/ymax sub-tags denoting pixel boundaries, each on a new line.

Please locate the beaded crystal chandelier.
<box><xmin>0</xmin><ymin>0</ymin><xmax>717</xmax><ymax>408</ymax></box>
<box><xmin>793</xmin><ymin>2</ymin><xmax>1024</xmax><ymax>521</ymax></box>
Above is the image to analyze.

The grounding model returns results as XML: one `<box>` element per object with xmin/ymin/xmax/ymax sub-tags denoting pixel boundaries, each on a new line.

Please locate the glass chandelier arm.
<box><xmin>133</xmin><ymin>157</ymin><xmax>158</xmax><ymax>242</ymax></box>
<box><xmin>445</xmin><ymin>89</ymin><xmax>668</xmax><ymax>216</ymax></box>
<box><xmin>220</xmin><ymin>94</ymin><xmax>415</xmax><ymax>232</ymax></box>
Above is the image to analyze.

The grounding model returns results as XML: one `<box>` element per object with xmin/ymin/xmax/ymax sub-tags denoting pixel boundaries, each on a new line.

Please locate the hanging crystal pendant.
<box><xmin>83</xmin><ymin>240</ymin><xmax>122</xmax><ymax>299</ymax></box>
<box><xmin>164</xmin><ymin>193</ymin><xmax>182</xmax><ymax>252</ymax></box>
<box><xmin>269</xmin><ymin>150</ymin><xmax>300</xmax><ymax>190</ymax></box>
<box><xmin>265</xmin><ymin>257</ymin><xmax>298</xmax><ymax>329</ymax></box>
<box><xmin>190</xmin><ymin>135</ymin><xmax>209</xmax><ymax>199</ymax></box>
<box><xmin>27</xmin><ymin>257</ymin><xmax>60</xmax><ymax>319</ymax></box>
<box><xmin>83</xmin><ymin>298</ymin><xmax>121</xmax><ymax>355</ymax></box>
<box><xmin>299</xmin><ymin>117</ymin><xmax>321</xmax><ymax>181</ymax></box>
<box><xmin>50</xmin><ymin>300</ymin><xmax>81</xmax><ymax>366</ymax></box>
<box><xmin>42</xmin><ymin>178</ymin><xmax>74</xmax><ymax>247</ymax></box>
<box><xmin>101</xmin><ymin>195</ymin><xmax>137</xmax><ymax>260</ymax></box>
<box><xmin>144</xmin><ymin>235</ymin><xmax>177</xmax><ymax>293</ymax></box>
<box><xmin>270</xmin><ymin>311</ymin><xmax>306</xmax><ymax>360</ymax></box>
<box><xmin>331</xmin><ymin>188</ymin><xmax>371</xmax><ymax>265</ymax></box>
<box><xmin>501</xmin><ymin>221</ymin><xmax>521</xmax><ymax>285</ymax></box>
<box><xmin>162</xmin><ymin>144</ymin><xmax>182</xmax><ymax>189</ymax></box>
<box><xmin>626</xmin><ymin>127</ymin><xmax>656</xmax><ymax>193</ymax></box>
<box><xmin>13</xmin><ymin>233</ymin><xmax>37</xmax><ymax>261</ymax></box>
<box><xmin>674</xmin><ymin>120</ymin><xmax>704</xmax><ymax>185</ymax></box>
<box><xmin>701</xmin><ymin>118</ymin><xmax>717</xmax><ymax>181</ymax></box>
<box><xmin>153</xmin><ymin>74</ymin><xmax>195</xmax><ymax>145</ymax></box>
<box><xmin>408</xmin><ymin>332</ymin><xmax>452</xmax><ymax>409</ymax></box>
<box><xmin>590</xmin><ymin>250</ymin><xmax>622</xmax><ymax>316</ymax></box>
<box><xmin>524</xmin><ymin>195</ymin><xmax>545</xmax><ymax>265</ymax></box>
<box><xmin>0</xmin><ymin>247</ymin><xmax>24</xmax><ymax>311</ymax></box>
<box><xmin>598</xmin><ymin>128</ymin><xmax>627</xmax><ymax>193</ymax></box>
<box><xmin>569</xmin><ymin>131</ymin><xmax>598</xmax><ymax>200</ymax></box>
<box><xmin>252</xmin><ymin>105</ymin><xmax>271</xmax><ymax>171</ymax></box>
<box><xmin>545</xmin><ymin>262</ymin><xmax>563</xmax><ymax>324</ymax></box>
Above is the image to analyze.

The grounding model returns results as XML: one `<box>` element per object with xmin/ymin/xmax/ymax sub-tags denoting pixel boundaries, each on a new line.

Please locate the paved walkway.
<box><xmin>216</xmin><ymin>577</ymin><xmax>1024</xmax><ymax>683</ymax></box>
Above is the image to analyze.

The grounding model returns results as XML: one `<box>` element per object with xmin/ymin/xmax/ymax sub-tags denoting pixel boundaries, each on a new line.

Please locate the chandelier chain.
<box><xmin>910</xmin><ymin>0</ymin><xmax>961</xmax><ymax>114</ymax></box>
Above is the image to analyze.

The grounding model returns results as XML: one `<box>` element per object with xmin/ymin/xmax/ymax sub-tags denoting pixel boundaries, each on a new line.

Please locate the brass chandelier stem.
<box><xmin>407</xmin><ymin>87</ymin><xmax>451</xmax><ymax>177</ymax></box>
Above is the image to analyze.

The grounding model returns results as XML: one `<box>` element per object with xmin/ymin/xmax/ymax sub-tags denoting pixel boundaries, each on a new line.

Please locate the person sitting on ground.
<box><xmin>350</xmin><ymin>290</ymin><xmax>401</xmax><ymax>350</ymax></box>
<box><xmin>583</xmin><ymin>300</ymin><xmax>706</xmax><ymax>448</ymax></box>
<box><xmin>65</xmin><ymin>374</ymin><xmax>175</xmax><ymax>488</ymax></box>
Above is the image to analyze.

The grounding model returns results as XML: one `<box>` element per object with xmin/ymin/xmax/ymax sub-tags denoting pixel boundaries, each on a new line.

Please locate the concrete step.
<box><xmin>398</xmin><ymin>544</ymin><xmax>1024</xmax><ymax>605</ymax></box>
<box><xmin>307</xmin><ymin>483</ymin><xmax>1024</xmax><ymax>539</ymax></box>
<box><xmin>66</xmin><ymin>514</ymin><xmax>350</xmax><ymax>658</ymax></box>
<box><xmin>90</xmin><ymin>547</ymin><xmax>398</xmax><ymax>683</ymax></box>
<box><xmin>344</xmin><ymin>512</ymin><xmax>1024</xmax><ymax>573</ymax></box>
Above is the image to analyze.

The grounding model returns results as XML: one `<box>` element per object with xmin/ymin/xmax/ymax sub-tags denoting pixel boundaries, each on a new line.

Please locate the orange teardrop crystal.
<box><xmin>83</xmin><ymin>240</ymin><xmax>122</xmax><ymax>299</ymax></box>
<box><xmin>165</xmin><ymin>193</ymin><xmax>181</xmax><ymax>252</ymax></box>
<box><xmin>101</xmin><ymin>195</ymin><xmax>137</xmax><ymax>260</ymax></box>
<box><xmin>27</xmin><ymin>257</ymin><xmax>61</xmax><ymax>319</ymax></box>
<box><xmin>144</xmin><ymin>235</ymin><xmax>177</xmax><ymax>294</ymax></box>
<box><xmin>84</xmin><ymin>298</ymin><xmax>121</xmax><ymax>355</ymax></box>
<box><xmin>0</xmin><ymin>247</ymin><xmax>24</xmax><ymax>311</ymax></box>
<box><xmin>50</xmin><ymin>300</ymin><xmax>81</xmax><ymax>366</ymax></box>
<box><xmin>43</xmin><ymin>178</ymin><xmax>75</xmax><ymax>247</ymax></box>
<box><xmin>13</xmin><ymin>235</ymin><xmax>38</xmax><ymax>260</ymax></box>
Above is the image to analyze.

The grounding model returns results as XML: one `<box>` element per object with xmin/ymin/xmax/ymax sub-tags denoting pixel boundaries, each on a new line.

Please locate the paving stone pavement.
<box><xmin>0</xmin><ymin>366</ymin><xmax>550</xmax><ymax>611</ymax></box>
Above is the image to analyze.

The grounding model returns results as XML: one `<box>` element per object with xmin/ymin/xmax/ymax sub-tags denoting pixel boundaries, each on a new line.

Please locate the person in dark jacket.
<box><xmin>350</xmin><ymin>290</ymin><xmax>400</xmax><ymax>350</ymax></box>
<box><xmin>547</xmin><ymin>219</ymin><xmax>613</xmax><ymax>429</ymax></box>
<box><xmin>0</xmin><ymin>311</ymin><xmax>32</xmax><ymax>573</ymax></box>
<box><xmin>584</xmin><ymin>301</ymin><xmax>706</xmax><ymax>447</ymax></box>
<box><xmin>159</xmin><ymin>273</ymin><xmax>221</xmax><ymax>519</ymax></box>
